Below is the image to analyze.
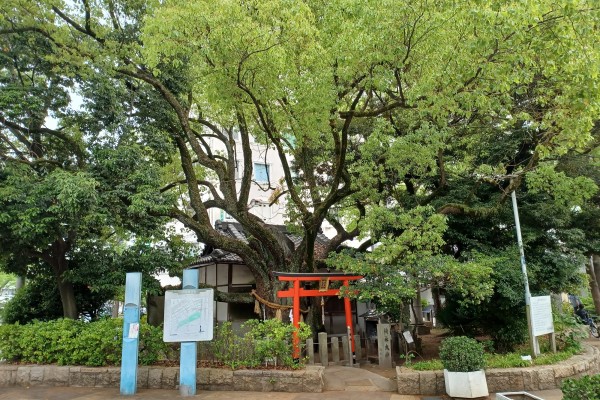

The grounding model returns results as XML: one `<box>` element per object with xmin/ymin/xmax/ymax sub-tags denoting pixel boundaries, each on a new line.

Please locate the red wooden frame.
<box><xmin>274</xmin><ymin>272</ymin><xmax>363</xmax><ymax>359</ymax></box>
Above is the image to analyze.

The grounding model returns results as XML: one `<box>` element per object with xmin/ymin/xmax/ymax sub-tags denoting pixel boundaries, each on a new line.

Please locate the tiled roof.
<box><xmin>191</xmin><ymin>248</ymin><xmax>243</xmax><ymax>266</ymax></box>
<box><xmin>189</xmin><ymin>221</ymin><xmax>330</xmax><ymax>267</ymax></box>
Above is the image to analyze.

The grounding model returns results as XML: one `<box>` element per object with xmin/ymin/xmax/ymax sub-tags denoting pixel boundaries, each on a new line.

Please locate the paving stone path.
<box><xmin>323</xmin><ymin>365</ymin><xmax>397</xmax><ymax>392</ymax></box>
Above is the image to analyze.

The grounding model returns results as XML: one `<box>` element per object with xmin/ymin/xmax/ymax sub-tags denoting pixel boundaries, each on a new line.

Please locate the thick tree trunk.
<box><xmin>589</xmin><ymin>254</ymin><xmax>600</xmax><ymax>315</ymax></box>
<box><xmin>413</xmin><ymin>289</ymin><xmax>424</xmax><ymax>325</ymax></box>
<box><xmin>57</xmin><ymin>279</ymin><xmax>78</xmax><ymax>319</ymax></box>
<box><xmin>306</xmin><ymin>297</ymin><xmax>325</xmax><ymax>334</ymax></box>
<box><xmin>112</xmin><ymin>300</ymin><xmax>120</xmax><ymax>318</ymax></box>
<box><xmin>45</xmin><ymin>240</ymin><xmax>78</xmax><ymax>319</ymax></box>
<box><xmin>432</xmin><ymin>286</ymin><xmax>443</xmax><ymax>325</ymax></box>
<box><xmin>254</xmin><ymin>273</ymin><xmax>278</xmax><ymax>318</ymax></box>
<box><xmin>15</xmin><ymin>276</ymin><xmax>25</xmax><ymax>290</ymax></box>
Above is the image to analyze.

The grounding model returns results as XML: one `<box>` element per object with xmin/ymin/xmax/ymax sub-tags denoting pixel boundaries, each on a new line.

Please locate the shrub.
<box><xmin>201</xmin><ymin>319</ymin><xmax>312</xmax><ymax>369</ymax></box>
<box><xmin>0</xmin><ymin>318</ymin><xmax>165</xmax><ymax>366</ymax></box>
<box><xmin>139</xmin><ymin>321</ymin><xmax>173</xmax><ymax>365</ymax></box>
<box><xmin>1</xmin><ymin>280</ymin><xmax>63</xmax><ymax>324</ymax></box>
<box><xmin>411</xmin><ymin>344</ymin><xmax>581</xmax><ymax>371</ymax></box>
<box><xmin>208</xmin><ymin>322</ymin><xmax>259</xmax><ymax>369</ymax></box>
<box><xmin>553</xmin><ymin>302</ymin><xmax>587</xmax><ymax>352</ymax></box>
<box><xmin>69</xmin><ymin>318</ymin><xmax>122</xmax><ymax>366</ymax></box>
<box><xmin>0</xmin><ymin>318</ymin><xmax>312</xmax><ymax>369</ymax></box>
<box><xmin>1</xmin><ymin>319</ymin><xmax>84</xmax><ymax>365</ymax></box>
<box><xmin>561</xmin><ymin>374</ymin><xmax>600</xmax><ymax>400</ymax></box>
<box><xmin>0</xmin><ymin>323</ymin><xmax>22</xmax><ymax>361</ymax></box>
<box><xmin>439</xmin><ymin>336</ymin><xmax>486</xmax><ymax>372</ymax></box>
<box><xmin>0</xmin><ymin>275</ymin><xmax>114</xmax><ymax>324</ymax></box>
<box><xmin>437</xmin><ymin>258</ymin><xmax>529</xmax><ymax>353</ymax></box>
<box><xmin>243</xmin><ymin>319</ymin><xmax>312</xmax><ymax>367</ymax></box>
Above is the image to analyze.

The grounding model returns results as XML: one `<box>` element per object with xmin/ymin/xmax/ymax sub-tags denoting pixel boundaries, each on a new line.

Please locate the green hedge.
<box><xmin>0</xmin><ymin>318</ymin><xmax>311</xmax><ymax>369</ymax></box>
<box><xmin>0</xmin><ymin>318</ymin><xmax>170</xmax><ymax>366</ymax></box>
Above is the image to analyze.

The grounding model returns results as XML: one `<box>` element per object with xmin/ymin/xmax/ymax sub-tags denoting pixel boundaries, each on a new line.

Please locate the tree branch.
<box><xmin>236</xmin><ymin>110</ymin><xmax>253</xmax><ymax>208</ymax></box>
<box><xmin>197</xmin><ymin>283</ymin><xmax>254</xmax><ymax>304</ymax></box>
<box><xmin>51</xmin><ymin>5</ymin><xmax>104</xmax><ymax>44</ymax></box>
<box><xmin>338</xmin><ymin>100</ymin><xmax>407</xmax><ymax>118</ymax></box>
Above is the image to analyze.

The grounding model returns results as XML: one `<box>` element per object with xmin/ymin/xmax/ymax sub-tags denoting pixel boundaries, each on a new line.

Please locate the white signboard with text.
<box><xmin>530</xmin><ymin>295</ymin><xmax>554</xmax><ymax>336</ymax></box>
<box><xmin>163</xmin><ymin>289</ymin><xmax>214</xmax><ymax>342</ymax></box>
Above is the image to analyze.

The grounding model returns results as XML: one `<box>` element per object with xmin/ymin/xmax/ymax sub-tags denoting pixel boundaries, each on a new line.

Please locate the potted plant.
<box><xmin>439</xmin><ymin>336</ymin><xmax>489</xmax><ymax>398</ymax></box>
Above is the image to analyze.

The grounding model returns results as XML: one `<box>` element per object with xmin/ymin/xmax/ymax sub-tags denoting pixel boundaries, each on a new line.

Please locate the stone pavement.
<box><xmin>0</xmin><ymin>386</ymin><xmax>565</xmax><ymax>400</ymax></box>
<box><xmin>324</xmin><ymin>365</ymin><xmax>397</xmax><ymax>392</ymax></box>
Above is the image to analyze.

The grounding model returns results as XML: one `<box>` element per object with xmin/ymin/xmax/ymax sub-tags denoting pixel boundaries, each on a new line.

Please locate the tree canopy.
<box><xmin>1</xmin><ymin>1</ymin><xmax>599</xmax><ymax>326</ymax></box>
<box><xmin>0</xmin><ymin>6</ymin><xmax>192</xmax><ymax>319</ymax></box>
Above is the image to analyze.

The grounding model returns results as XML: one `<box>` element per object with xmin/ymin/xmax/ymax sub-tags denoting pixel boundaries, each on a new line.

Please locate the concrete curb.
<box><xmin>396</xmin><ymin>343</ymin><xmax>600</xmax><ymax>395</ymax></box>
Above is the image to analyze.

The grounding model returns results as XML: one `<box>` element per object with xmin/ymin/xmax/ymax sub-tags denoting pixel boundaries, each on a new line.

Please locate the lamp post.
<box><xmin>511</xmin><ymin>191</ymin><xmax>538</xmax><ymax>356</ymax></box>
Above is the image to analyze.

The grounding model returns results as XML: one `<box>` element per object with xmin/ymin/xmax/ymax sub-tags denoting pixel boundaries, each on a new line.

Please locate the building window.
<box><xmin>253</xmin><ymin>163</ymin><xmax>270</xmax><ymax>183</ymax></box>
<box><xmin>250</xmin><ymin>200</ymin><xmax>272</xmax><ymax>221</ymax></box>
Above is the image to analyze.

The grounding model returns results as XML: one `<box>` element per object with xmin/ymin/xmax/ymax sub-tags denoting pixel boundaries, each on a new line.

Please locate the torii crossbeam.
<box><xmin>274</xmin><ymin>272</ymin><xmax>363</xmax><ymax>359</ymax></box>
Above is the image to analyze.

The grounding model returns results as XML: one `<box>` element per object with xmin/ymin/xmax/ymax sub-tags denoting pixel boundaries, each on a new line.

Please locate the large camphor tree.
<box><xmin>2</xmin><ymin>0</ymin><xmax>598</xmax><ymax>312</ymax></box>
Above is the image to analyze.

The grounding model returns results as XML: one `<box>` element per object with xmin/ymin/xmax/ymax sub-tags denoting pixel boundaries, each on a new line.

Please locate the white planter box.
<box><xmin>444</xmin><ymin>369</ymin><xmax>489</xmax><ymax>398</ymax></box>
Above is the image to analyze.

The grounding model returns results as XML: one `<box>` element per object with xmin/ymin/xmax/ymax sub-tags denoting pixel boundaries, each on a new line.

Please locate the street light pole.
<box><xmin>511</xmin><ymin>191</ymin><xmax>538</xmax><ymax>356</ymax></box>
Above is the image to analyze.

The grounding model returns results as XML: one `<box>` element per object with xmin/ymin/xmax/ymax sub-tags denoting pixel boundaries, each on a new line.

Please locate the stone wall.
<box><xmin>0</xmin><ymin>364</ymin><xmax>325</xmax><ymax>393</ymax></box>
<box><xmin>397</xmin><ymin>344</ymin><xmax>600</xmax><ymax>395</ymax></box>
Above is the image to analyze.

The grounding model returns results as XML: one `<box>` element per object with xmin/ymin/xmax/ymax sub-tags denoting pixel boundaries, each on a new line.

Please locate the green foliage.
<box><xmin>139</xmin><ymin>321</ymin><xmax>172</xmax><ymax>365</ymax></box>
<box><xmin>207</xmin><ymin>322</ymin><xmax>257</xmax><ymax>369</ymax></box>
<box><xmin>0</xmin><ymin>318</ymin><xmax>167</xmax><ymax>367</ymax></box>
<box><xmin>439</xmin><ymin>336</ymin><xmax>486</xmax><ymax>372</ymax></box>
<box><xmin>203</xmin><ymin>320</ymin><xmax>312</xmax><ymax>369</ymax></box>
<box><xmin>0</xmin><ymin>272</ymin><xmax>15</xmax><ymax>289</ymax></box>
<box><xmin>562</xmin><ymin>374</ymin><xmax>600</xmax><ymax>400</ymax></box>
<box><xmin>62</xmin><ymin>318</ymin><xmax>122</xmax><ymax>367</ymax></box>
<box><xmin>553</xmin><ymin>302</ymin><xmax>587</xmax><ymax>352</ymax></box>
<box><xmin>527</xmin><ymin>164</ymin><xmax>597</xmax><ymax>208</ymax></box>
<box><xmin>522</xmin><ymin>348</ymin><xmax>580</xmax><ymax>367</ymax></box>
<box><xmin>0</xmin><ymin>319</ymin><xmax>79</xmax><ymax>364</ymax></box>
<box><xmin>0</xmin><ymin>270</ymin><xmax>118</xmax><ymax>324</ymax></box>
<box><xmin>0</xmin><ymin>6</ymin><xmax>184</xmax><ymax>321</ymax></box>
<box><xmin>410</xmin><ymin>359</ymin><xmax>444</xmax><ymax>371</ymax></box>
<box><xmin>244</xmin><ymin>318</ymin><xmax>312</xmax><ymax>367</ymax></box>
<box><xmin>411</xmin><ymin>335</ymin><xmax>582</xmax><ymax>371</ymax></box>
<box><xmin>413</xmin><ymin>347</ymin><xmax>580</xmax><ymax>371</ymax></box>
<box><xmin>1</xmin><ymin>277</ymin><xmax>64</xmax><ymax>324</ymax></box>
<box><xmin>437</xmin><ymin>253</ymin><xmax>530</xmax><ymax>352</ymax></box>
<box><xmin>3</xmin><ymin>0</ymin><xmax>600</xmax><ymax>331</ymax></box>
<box><xmin>330</xmin><ymin>206</ymin><xmax>494</xmax><ymax>319</ymax></box>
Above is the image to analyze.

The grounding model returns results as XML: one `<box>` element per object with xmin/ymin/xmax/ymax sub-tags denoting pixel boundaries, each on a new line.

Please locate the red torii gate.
<box><xmin>274</xmin><ymin>272</ymin><xmax>363</xmax><ymax>359</ymax></box>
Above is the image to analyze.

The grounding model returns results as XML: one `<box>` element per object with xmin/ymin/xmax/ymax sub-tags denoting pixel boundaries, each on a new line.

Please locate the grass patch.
<box><xmin>410</xmin><ymin>359</ymin><xmax>443</xmax><ymax>371</ymax></box>
<box><xmin>410</xmin><ymin>346</ymin><xmax>580</xmax><ymax>371</ymax></box>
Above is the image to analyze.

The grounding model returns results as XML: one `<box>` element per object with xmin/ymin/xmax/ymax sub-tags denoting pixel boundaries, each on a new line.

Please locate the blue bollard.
<box><xmin>120</xmin><ymin>272</ymin><xmax>142</xmax><ymax>395</ymax></box>
<box><xmin>179</xmin><ymin>269</ymin><xmax>199</xmax><ymax>396</ymax></box>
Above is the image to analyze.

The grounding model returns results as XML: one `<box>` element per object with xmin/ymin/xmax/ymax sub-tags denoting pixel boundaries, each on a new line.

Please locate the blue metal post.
<box><xmin>179</xmin><ymin>269</ymin><xmax>199</xmax><ymax>396</ymax></box>
<box><xmin>120</xmin><ymin>272</ymin><xmax>142</xmax><ymax>395</ymax></box>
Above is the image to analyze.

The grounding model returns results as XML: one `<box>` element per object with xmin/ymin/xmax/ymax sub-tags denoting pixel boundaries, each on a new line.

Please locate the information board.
<box><xmin>163</xmin><ymin>289</ymin><xmax>214</xmax><ymax>342</ymax></box>
<box><xmin>530</xmin><ymin>295</ymin><xmax>554</xmax><ymax>336</ymax></box>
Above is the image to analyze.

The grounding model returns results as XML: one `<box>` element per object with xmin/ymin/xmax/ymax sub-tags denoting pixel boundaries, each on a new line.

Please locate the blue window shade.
<box><xmin>219</xmin><ymin>210</ymin><xmax>233</xmax><ymax>221</ymax></box>
<box><xmin>254</xmin><ymin>163</ymin><xmax>270</xmax><ymax>182</ymax></box>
